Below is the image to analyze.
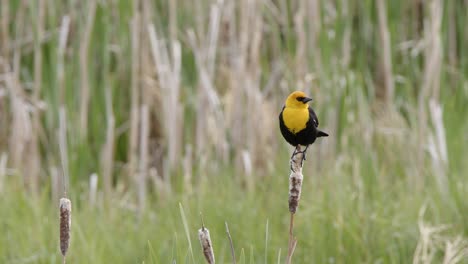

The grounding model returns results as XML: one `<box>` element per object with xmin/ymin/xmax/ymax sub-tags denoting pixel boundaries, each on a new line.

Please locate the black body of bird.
<box><xmin>279</xmin><ymin>91</ymin><xmax>328</xmax><ymax>152</ymax></box>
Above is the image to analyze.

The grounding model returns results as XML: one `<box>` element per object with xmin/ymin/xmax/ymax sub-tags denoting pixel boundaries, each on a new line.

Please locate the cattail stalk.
<box><xmin>286</xmin><ymin>146</ymin><xmax>304</xmax><ymax>264</ymax></box>
<box><xmin>199</xmin><ymin>224</ymin><xmax>215</xmax><ymax>264</ymax></box>
<box><xmin>59</xmin><ymin>198</ymin><xmax>72</xmax><ymax>263</ymax></box>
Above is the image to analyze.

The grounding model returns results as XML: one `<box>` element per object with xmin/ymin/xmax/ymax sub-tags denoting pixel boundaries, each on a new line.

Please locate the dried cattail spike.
<box><xmin>59</xmin><ymin>198</ymin><xmax>72</xmax><ymax>257</ymax></box>
<box><xmin>289</xmin><ymin>147</ymin><xmax>304</xmax><ymax>213</ymax></box>
<box><xmin>198</xmin><ymin>226</ymin><xmax>215</xmax><ymax>264</ymax></box>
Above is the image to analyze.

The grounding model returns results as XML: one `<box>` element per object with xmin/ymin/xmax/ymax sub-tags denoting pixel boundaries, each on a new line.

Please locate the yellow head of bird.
<box><xmin>285</xmin><ymin>91</ymin><xmax>313</xmax><ymax>109</ymax></box>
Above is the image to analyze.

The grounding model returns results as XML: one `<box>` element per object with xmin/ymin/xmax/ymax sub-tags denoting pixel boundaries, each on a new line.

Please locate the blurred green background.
<box><xmin>0</xmin><ymin>0</ymin><xmax>467</xmax><ymax>263</ymax></box>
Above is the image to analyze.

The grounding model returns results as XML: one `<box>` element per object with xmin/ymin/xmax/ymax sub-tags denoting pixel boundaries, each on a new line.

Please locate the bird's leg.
<box><xmin>291</xmin><ymin>145</ymin><xmax>309</xmax><ymax>167</ymax></box>
<box><xmin>302</xmin><ymin>145</ymin><xmax>309</xmax><ymax>160</ymax></box>
<box><xmin>300</xmin><ymin>145</ymin><xmax>309</xmax><ymax>166</ymax></box>
<box><xmin>290</xmin><ymin>146</ymin><xmax>299</xmax><ymax>160</ymax></box>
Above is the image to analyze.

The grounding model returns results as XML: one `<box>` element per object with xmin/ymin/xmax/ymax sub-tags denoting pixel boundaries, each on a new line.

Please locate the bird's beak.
<box><xmin>302</xmin><ymin>97</ymin><xmax>313</xmax><ymax>103</ymax></box>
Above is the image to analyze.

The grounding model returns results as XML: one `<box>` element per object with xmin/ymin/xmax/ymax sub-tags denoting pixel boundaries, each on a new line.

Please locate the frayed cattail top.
<box><xmin>198</xmin><ymin>227</ymin><xmax>215</xmax><ymax>264</ymax></box>
<box><xmin>289</xmin><ymin>150</ymin><xmax>304</xmax><ymax>213</ymax></box>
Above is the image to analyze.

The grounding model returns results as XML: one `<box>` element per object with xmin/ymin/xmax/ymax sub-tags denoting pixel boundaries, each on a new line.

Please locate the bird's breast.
<box><xmin>283</xmin><ymin>108</ymin><xmax>309</xmax><ymax>134</ymax></box>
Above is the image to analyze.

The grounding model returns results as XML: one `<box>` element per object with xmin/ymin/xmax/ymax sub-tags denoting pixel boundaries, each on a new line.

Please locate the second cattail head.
<box><xmin>59</xmin><ymin>198</ymin><xmax>72</xmax><ymax>257</ymax></box>
<box><xmin>198</xmin><ymin>226</ymin><xmax>215</xmax><ymax>264</ymax></box>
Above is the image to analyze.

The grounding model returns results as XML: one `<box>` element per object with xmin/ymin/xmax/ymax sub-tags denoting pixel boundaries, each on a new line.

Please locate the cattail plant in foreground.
<box><xmin>198</xmin><ymin>222</ymin><xmax>215</xmax><ymax>264</ymax></box>
<box><xmin>286</xmin><ymin>146</ymin><xmax>305</xmax><ymax>264</ymax></box>
<box><xmin>59</xmin><ymin>197</ymin><xmax>72</xmax><ymax>263</ymax></box>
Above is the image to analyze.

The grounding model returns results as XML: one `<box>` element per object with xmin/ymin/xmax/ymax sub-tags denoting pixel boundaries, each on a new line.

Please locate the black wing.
<box><xmin>308</xmin><ymin>106</ymin><xmax>319</xmax><ymax>127</ymax></box>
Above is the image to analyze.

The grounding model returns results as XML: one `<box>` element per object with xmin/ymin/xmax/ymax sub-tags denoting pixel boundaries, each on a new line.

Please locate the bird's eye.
<box><xmin>296</xmin><ymin>97</ymin><xmax>304</xmax><ymax>102</ymax></box>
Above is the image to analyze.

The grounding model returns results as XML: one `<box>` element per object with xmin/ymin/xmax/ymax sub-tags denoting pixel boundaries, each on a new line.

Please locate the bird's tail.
<box><xmin>317</xmin><ymin>130</ymin><xmax>329</xmax><ymax>137</ymax></box>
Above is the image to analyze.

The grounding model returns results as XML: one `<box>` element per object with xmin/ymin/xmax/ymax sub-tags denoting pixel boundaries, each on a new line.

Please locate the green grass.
<box><xmin>1</xmin><ymin>134</ymin><xmax>467</xmax><ymax>263</ymax></box>
<box><xmin>1</xmin><ymin>0</ymin><xmax>467</xmax><ymax>263</ymax></box>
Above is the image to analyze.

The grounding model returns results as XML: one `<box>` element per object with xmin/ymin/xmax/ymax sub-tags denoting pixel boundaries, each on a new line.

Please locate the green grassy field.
<box><xmin>0</xmin><ymin>0</ymin><xmax>467</xmax><ymax>263</ymax></box>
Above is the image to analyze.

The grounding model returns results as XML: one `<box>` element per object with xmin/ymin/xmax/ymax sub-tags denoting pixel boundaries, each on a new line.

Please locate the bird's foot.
<box><xmin>290</xmin><ymin>145</ymin><xmax>309</xmax><ymax>169</ymax></box>
<box><xmin>291</xmin><ymin>146</ymin><xmax>308</xmax><ymax>159</ymax></box>
<box><xmin>290</xmin><ymin>147</ymin><xmax>299</xmax><ymax>160</ymax></box>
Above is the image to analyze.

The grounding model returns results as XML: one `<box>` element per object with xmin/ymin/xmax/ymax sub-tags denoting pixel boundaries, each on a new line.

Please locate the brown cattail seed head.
<box><xmin>59</xmin><ymin>198</ymin><xmax>72</xmax><ymax>256</ymax></box>
<box><xmin>289</xmin><ymin>148</ymin><xmax>304</xmax><ymax>213</ymax></box>
<box><xmin>198</xmin><ymin>227</ymin><xmax>215</xmax><ymax>264</ymax></box>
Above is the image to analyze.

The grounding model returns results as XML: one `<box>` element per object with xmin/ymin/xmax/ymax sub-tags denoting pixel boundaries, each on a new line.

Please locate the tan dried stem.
<box><xmin>28</xmin><ymin>0</ymin><xmax>45</xmax><ymax>193</ymax></box>
<box><xmin>79</xmin><ymin>0</ymin><xmax>97</xmax><ymax>137</ymax></box>
<box><xmin>128</xmin><ymin>1</ymin><xmax>141</xmax><ymax>186</ymax></box>
<box><xmin>138</xmin><ymin>105</ymin><xmax>149</xmax><ymax>213</ymax></box>
<box><xmin>286</xmin><ymin>213</ymin><xmax>298</xmax><ymax>264</ymax></box>
<box><xmin>101</xmin><ymin>87</ymin><xmax>115</xmax><ymax>200</ymax></box>
<box><xmin>376</xmin><ymin>0</ymin><xmax>394</xmax><ymax>105</ymax></box>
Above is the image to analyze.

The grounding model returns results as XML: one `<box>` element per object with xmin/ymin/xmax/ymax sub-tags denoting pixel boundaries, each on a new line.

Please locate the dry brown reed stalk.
<box><xmin>138</xmin><ymin>105</ymin><xmax>149</xmax><ymax>213</ymax></box>
<box><xmin>6</xmin><ymin>71</ymin><xmax>31</xmax><ymax>178</ymax></box>
<box><xmin>0</xmin><ymin>0</ymin><xmax>9</xmax><ymax>59</ymax></box>
<box><xmin>8</xmin><ymin>1</ymin><xmax>30</xmax><ymax>187</ymax></box>
<box><xmin>428</xmin><ymin>100</ymin><xmax>448</xmax><ymax>196</ymax></box>
<box><xmin>59</xmin><ymin>107</ymin><xmax>70</xmax><ymax>195</ymax></box>
<box><xmin>417</xmin><ymin>0</ymin><xmax>442</xmax><ymax>181</ymax></box>
<box><xmin>306</xmin><ymin>0</ymin><xmax>322</xmax><ymax>72</ymax></box>
<box><xmin>413</xmin><ymin>205</ymin><xmax>468</xmax><ymax>264</ymax></box>
<box><xmin>128</xmin><ymin>2</ymin><xmax>141</xmax><ymax>186</ymax></box>
<box><xmin>294</xmin><ymin>1</ymin><xmax>307</xmax><ymax>81</ymax></box>
<box><xmin>446</xmin><ymin>0</ymin><xmax>458</xmax><ymax>76</ymax></box>
<box><xmin>186</xmin><ymin>0</ymin><xmax>227</xmax><ymax>166</ymax></box>
<box><xmin>0</xmin><ymin>68</ymin><xmax>7</xmax><ymax>147</ymax></box>
<box><xmin>101</xmin><ymin>87</ymin><xmax>115</xmax><ymax>200</ymax></box>
<box><xmin>79</xmin><ymin>0</ymin><xmax>97</xmax><ymax>137</ymax></box>
<box><xmin>0</xmin><ymin>153</ymin><xmax>7</xmax><ymax>193</ymax></box>
<box><xmin>168</xmin><ymin>0</ymin><xmax>177</xmax><ymax>41</ymax></box>
<box><xmin>147</xmin><ymin>22</ymin><xmax>183</xmax><ymax>174</ymax></box>
<box><xmin>340</xmin><ymin>0</ymin><xmax>352</xmax><ymax>68</ymax></box>
<box><xmin>11</xmin><ymin>0</ymin><xmax>26</xmax><ymax>76</ymax></box>
<box><xmin>57</xmin><ymin>16</ymin><xmax>70</xmax><ymax>104</ymax></box>
<box><xmin>286</xmin><ymin>145</ymin><xmax>304</xmax><ymax>264</ymax></box>
<box><xmin>241</xmin><ymin>1</ymin><xmax>276</xmax><ymax>177</ymax></box>
<box><xmin>59</xmin><ymin>197</ymin><xmax>71</xmax><ymax>263</ymax></box>
<box><xmin>27</xmin><ymin>0</ymin><xmax>45</xmax><ymax>193</ymax></box>
<box><xmin>137</xmin><ymin>0</ymin><xmax>154</xmax><ymax>210</ymax></box>
<box><xmin>376</xmin><ymin>0</ymin><xmax>394</xmax><ymax>105</ymax></box>
<box><xmin>223</xmin><ymin>0</ymin><xmax>276</xmax><ymax>178</ymax></box>
<box><xmin>199</xmin><ymin>222</ymin><xmax>215</xmax><ymax>264</ymax></box>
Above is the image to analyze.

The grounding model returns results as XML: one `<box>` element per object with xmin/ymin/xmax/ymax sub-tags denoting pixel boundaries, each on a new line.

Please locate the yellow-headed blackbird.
<box><xmin>279</xmin><ymin>91</ymin><xmax>328</xmax><ymax>159</ymax></box>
